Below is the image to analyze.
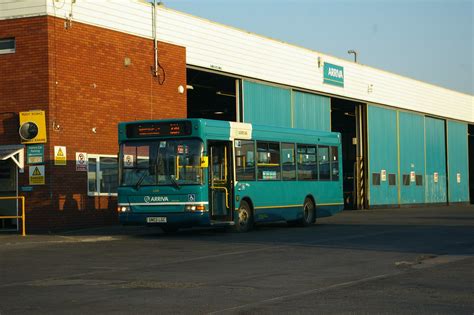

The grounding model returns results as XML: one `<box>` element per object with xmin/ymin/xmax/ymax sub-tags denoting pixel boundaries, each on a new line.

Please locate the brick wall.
<box><xmin>0</xmin><ymin>16</ymin><xmax>187</xmax><ymax>232</ymax></box>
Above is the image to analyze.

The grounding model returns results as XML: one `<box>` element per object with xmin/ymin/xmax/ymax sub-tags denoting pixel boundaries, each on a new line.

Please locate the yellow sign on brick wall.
<box><xmin>19</xmin><ymin>110</ymin><xmax>47</xmax><ymax>144</ymax></box>
<box><xmin>54</xmin><ymin>146</ymin><xmax>67</xmax><ymax>166</ymax></box>
<box><xmin>29</xmin><ymin>165</ymin><xmax>45</xmax><ymax>185</ymax></box>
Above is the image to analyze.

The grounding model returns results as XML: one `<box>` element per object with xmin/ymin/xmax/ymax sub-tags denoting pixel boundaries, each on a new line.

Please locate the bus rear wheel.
<box><xmin>234</xmin><ymin>200</ymin><xmax>253</xmax><ymax>232</ymax></box>
<box><xmin>299</xmin><ymin>198</ymin><xmax>315</xmax><ymax>227</ymax></box>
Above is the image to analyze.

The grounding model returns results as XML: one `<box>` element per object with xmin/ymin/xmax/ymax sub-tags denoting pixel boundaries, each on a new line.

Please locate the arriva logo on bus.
<box><xmin>144</xmin><ymin>196</ymin><xmax>169</xmax><ymax>203</ymax></box>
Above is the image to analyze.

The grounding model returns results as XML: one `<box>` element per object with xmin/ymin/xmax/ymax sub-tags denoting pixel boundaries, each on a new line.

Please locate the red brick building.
<box><xmin>0</xmin><ymin>14</ymin><xmax>186</xmax><ymax>232</ymax></box>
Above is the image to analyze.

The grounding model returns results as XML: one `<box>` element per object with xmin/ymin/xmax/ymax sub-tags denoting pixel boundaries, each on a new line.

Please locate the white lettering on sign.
<box><xmin>229</xmin><ymin>122</ymin><xmax>252</xmax><ymax>140</ymax></box>
<box><xmin>144</xmin><ymin>196</ymin><xmax>169</xmax><ymax>203</ymax></box>
<box><xmin>328</xmin><ymin>68</ymin><xmax>344</xmax><ymax>79</ymax></box>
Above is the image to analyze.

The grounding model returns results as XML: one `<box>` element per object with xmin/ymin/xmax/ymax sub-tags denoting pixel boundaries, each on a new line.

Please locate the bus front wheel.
<box><xmin>234</xmin><ymin>200</ymin><xmax>253</xmax><ymax>232</ymax></box>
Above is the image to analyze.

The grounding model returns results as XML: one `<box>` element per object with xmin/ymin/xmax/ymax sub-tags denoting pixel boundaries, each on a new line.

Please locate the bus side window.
<box><xmin>318</xmin><ymin>145</ymin><xmax>330</xmax><ymax>180</ymax></box>
<box><xmin>236</xmin><ymin>140</ymin><xmax>255</xmax><ymax>181</ymax></box>
<box><xmin>281</xmin><ymin>143</ymin><xmax>296</xmax><ymax>181</ymax></box>
<box><xmin>257</xmin><ymin>141</ymin><xmax>280</xmax><ymax>180</ymax></box>
<box><xmin>331</xmin><ymin>146</ymin><xmax>339</xmax><ymax>181</ymax></box>
<box><xmin>297</xmin><ymin>144</ymin><xmax>317</xmax><ymax>180</ymax></box>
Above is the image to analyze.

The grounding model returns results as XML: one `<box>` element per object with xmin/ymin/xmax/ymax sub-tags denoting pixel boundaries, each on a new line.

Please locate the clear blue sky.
<box><xmin>162</xmin><ymin>0</ymin><xmax>473</xmax><ymax>95</ymax></box>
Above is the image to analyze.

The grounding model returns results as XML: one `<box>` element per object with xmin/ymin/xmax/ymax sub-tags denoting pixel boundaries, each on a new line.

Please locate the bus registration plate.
<box><xmin>146</xmin><ymin>217</ymin><xmax>167</xmax><ymax>223</ymax></box>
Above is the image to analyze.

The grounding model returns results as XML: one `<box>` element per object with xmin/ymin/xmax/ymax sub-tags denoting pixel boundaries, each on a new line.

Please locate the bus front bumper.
<box><xmin>119</xmin><ymin>211</ymin><xmax>212</xmax><ymax>228</ymax></box>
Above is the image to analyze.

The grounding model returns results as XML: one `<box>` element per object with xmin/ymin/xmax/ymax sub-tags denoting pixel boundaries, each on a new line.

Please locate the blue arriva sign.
<box><xmin>323</xmin><ymin>63</ymin><xmax>344</xmax><ymax>87</ymax></box>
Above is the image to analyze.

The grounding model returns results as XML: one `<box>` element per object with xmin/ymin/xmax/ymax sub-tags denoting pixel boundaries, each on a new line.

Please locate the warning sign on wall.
<box><xmin>76</xmin><ymin>152</ymin><xmax>88</xmax><ymax>171</ymax></box>
<box><xmin>29</xmin><ymin>165</ymin><xmax>45</xmax><ymax>185</ymax></box>
<box><xmin>54</xmin><ymin>146</ymin><xmax>67</xmax><ymax>165</ymax></box>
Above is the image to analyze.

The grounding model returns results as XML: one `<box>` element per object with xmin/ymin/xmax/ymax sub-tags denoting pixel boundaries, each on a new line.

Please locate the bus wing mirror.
<box><xmin>200</xmin><ymin>156</ymin><xmax>209</xmax><ymax>168</ymax></box>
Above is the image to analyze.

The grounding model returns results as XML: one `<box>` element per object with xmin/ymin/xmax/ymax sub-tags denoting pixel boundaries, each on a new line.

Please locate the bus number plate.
<box><xmin>146</xmin><ymin>217</ymin><xmax>167</xmax><ymax>223</ymax></box>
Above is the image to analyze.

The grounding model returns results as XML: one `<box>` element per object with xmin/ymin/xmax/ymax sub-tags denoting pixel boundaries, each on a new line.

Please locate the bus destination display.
<box><xmin>126</xmin><ymin>121</ymin><xmax>192</xmax><ymax>138</ymax></box>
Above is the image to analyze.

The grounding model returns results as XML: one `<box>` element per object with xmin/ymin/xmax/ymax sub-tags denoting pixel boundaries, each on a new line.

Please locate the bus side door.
<box><xmin>208</xmin><ymin>141</ymin><xmax>233</xmax><ymax>222</ymax></box>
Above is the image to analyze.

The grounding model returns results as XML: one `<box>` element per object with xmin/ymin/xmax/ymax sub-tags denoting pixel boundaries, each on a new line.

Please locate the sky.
<box><xmin>161</xmin><ymin>0</ymin><xmax>473</xmax><ymax>95</ymax></box>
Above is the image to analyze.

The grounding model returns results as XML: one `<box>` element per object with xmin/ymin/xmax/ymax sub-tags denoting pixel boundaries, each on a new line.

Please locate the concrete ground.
<box><xmin>0</xmin><ymin>205</ymin><xmax>473</xmax><ymax>314</ymax></box>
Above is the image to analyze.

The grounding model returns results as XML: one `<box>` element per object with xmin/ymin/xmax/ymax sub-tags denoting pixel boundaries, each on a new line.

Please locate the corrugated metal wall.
<box><xmin>425</xmin><ymin>117</ymin><xmax>447</xmax><ymax>203</ymax></box>
<box><xmin>399</xmin><ymin>112</ymin><xmax>425</xmax><ymax>204</ymax></box>
<box><xmin>293</xmin><ymin>91</ymin><xmax>330</xmax><ymax>131</ymax></box>
<box><xmin>243</xmin><ymin>81</ymin><xmax>331</xmax><ymax>130</ymax></box>
<box><xmin>368</xmin><ymin>105</ymin><xmax>398</xmax><ymax>206</ymax></box>
<box><xmin>243</xmin><ymin>81</ymin><xmax>291</xmax><ymax>127</ymax></box>
<box><xmin>447</xmin><ymin>121</ymin><xmax>469</xmax><ymax>202</ymax></box>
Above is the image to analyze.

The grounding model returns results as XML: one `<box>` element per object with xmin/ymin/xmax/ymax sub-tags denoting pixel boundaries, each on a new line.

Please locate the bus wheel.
<box><xmin>234</xmin><ymin>200</ymin><xmax>253</xmax><ymax>232</ymax></box>
<box><xmin>300</xmin><ymin>198</ymin><xmax>315</xmax><ymax>227</ymax></box>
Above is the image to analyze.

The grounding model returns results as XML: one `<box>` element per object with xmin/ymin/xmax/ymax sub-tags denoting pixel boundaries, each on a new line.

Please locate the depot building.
<box><xmin>0</xmin><ymin>0</ymin><xmax>472</xmax><ymax>232</ymax></box>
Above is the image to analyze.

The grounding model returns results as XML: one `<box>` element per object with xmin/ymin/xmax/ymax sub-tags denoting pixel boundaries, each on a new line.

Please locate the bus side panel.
<box><xmin>235</xmin><ymin>180</ymin><xmax>343</xmax><ymax>223</ymax></box>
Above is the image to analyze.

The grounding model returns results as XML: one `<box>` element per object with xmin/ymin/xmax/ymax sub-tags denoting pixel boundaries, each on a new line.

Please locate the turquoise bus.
<box><xmin>117</xmin><ymin>119</ymin><xmax>343</xmax><ymax>232</ymax></box>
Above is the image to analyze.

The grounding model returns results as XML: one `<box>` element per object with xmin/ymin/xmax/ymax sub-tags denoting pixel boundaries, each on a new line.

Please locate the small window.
<box><xmin>88</xmin><ymin>155</ymin><xmax>118</xmax><ymax>196</ymax></box>
<box><xmin>416</xmin><ymin>175</ymin><xmax>423</xmax><ymax>186</ymax></box>
<box><xmin>388</xmin><ymin>174</ymin><xmax>396</xmax><ymax>186</ymax></box>
<box><xmin>330</xmin><ymin>146</ymin><xmax>339</xmax><ymax>181</ymax></box>
<box><xmin>257</xmin><ymin>141</ymin><xmax>280</xmax><ymax>180</ymax></box>
<box><xmin>281</xmin><ymin>143</ymin><xmax>296</xmax><ymax>181</ymax></box>
<box><xmin>372</xmin><ymin>173</ymin><xmax>381</xmax><ymax>186</ymax></box>
<box><xmin>0</xmin><ymin>38</ymin><xmax>15</xmax><ymax>54</ymax></box>
<box><xmin>235</xmin><ymin>140</ymin><xmax>255</xmax><ymax>181</ymax></box>
<box><xmin>403</xmin><ymin>174</ymin><xmax>410</xmax><ymax>186</ymax></box>
<box><xmin>318</xmin><ymin>145</ymin><xmax>330</xmax><ymax>180</ymax></box>
<box><xmin>297</xmin><ymin>144</ymin><xmax>317</xmax><ymax>180</ymax></box>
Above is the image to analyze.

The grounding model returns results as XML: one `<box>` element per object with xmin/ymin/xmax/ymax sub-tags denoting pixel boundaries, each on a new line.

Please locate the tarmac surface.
<box><xmin>1</xmin><ymin>205</ymin><xmax>473</xmax><ymax>314</ymax></box>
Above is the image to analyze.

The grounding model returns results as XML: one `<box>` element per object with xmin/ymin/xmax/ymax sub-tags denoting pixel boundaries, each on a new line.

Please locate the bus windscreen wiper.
<box><xmin>169</xmin><ymin>175</ymin><xmax>181</xmax><ymax>190</ymax></box>
<box><xmin>134</xmin><ymin>169</ymin><xmax>148</xmax><ymax>190</ymax></box>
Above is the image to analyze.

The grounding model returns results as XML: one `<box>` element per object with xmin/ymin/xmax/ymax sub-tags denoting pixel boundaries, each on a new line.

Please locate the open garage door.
<box><xmin>331</xmin><ymin>99</ymin><xmax>367</xmax><ymax>209</ymax></box>
<box><xmin>187</xmin><ymin>68</ymin><xmax>241</xmax><ymax>122</ymax></box>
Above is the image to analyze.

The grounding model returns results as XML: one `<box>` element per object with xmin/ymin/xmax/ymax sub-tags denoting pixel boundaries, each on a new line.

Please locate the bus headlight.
<box><xmin>185</xmin><ymin>205</ymin><xmax>207</xmax><ymax>212</ymax></box>
<box><xmin>117</xmin><ymin>206</ymin><xmax>130</xmax><ymax>213</ymax></box>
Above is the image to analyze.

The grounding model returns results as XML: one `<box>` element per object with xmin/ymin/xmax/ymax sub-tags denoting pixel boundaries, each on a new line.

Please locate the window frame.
<box><xmin>256</xmin><ymin>141</ymin><xmax>281</xmax><ymax>181</ymax></box>
<box><xmin>0</xmin><ymin>38</ymin><xmax>16</xmax><ymax>55</ymax></box>
<box><xmin>87</xmin><ymin>154</ymin><xmax>118</xmax><ymax>197</ymax></box>
<box><xmin>317</xmin><ymin>145</ymin><xmax>331</xmax><ymax>181</ymax></box>
<box><xmin>296</xmin><ymin>144</ymin><xmax>318</xmax><ymax>181</ymax></box>
<box><xmin>281</xmin><ymin>142</ymin><xmax>296</xmax><ymax>181</ymax></box>
<box><xmin>235</xmin><ymin>139</ymin><xmax>256</xmax><ymax>181</ymax></box>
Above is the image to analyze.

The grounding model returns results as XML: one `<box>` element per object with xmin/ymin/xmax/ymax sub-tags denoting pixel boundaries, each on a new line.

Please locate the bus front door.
<box><xmin>208</xmin><ymin>141</ymin><xmax>233</xmax><ymax>223</ymax></box>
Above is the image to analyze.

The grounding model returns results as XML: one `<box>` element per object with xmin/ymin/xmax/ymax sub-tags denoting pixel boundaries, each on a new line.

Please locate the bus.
<box><xmin>117</xmin><ymin>119</ymin><xmax>343</xmax><ymax>232</ymax></box>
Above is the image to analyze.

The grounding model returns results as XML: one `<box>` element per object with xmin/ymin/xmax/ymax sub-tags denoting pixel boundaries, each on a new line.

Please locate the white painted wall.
<box><xmin>1</xmin><ymin>0</ymin><xmax>472</xmax><ymax>122</ymax></box>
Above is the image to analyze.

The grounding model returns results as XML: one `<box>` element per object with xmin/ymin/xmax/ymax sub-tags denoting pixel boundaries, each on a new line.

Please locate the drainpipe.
<box><xmin>152</xmin><ymin>0</ymin><xmax>159</xmax><ymax>77</ymax></box>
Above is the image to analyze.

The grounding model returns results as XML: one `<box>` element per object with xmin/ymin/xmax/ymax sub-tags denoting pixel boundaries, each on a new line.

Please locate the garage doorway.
<box><xmin>331</xmin><ymin>99</ymin><xmax>367</xmax><ymax>209</ymax></box>
<box><xmin>187</xmin><ymin>68</ymin><xmax>241</xmax><ymax>122</ymax></box>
